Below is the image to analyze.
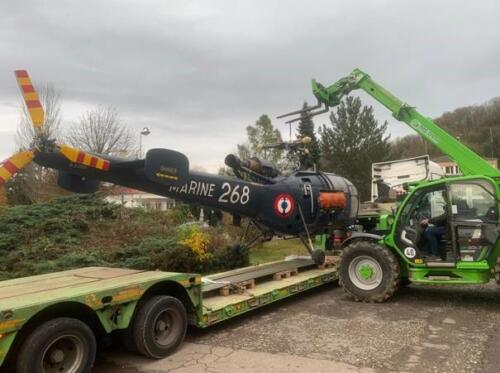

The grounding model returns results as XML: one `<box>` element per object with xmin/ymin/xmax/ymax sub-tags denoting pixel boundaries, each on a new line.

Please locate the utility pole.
<box><xmin>139</xmin><ymin>127</ymin><xmax>151</xmax><ymax>159</ymax></box>
<box><xmin>490</xmin><ymin>127</ymin><xmax>495</xmax><ymax>158</ymax></box>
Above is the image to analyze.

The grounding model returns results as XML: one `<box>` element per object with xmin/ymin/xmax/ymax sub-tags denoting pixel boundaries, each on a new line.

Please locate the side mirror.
<box><xmin>144</xmin><ymin>148</ymin><xmax>189</xmax><ymax>186</ymax></box>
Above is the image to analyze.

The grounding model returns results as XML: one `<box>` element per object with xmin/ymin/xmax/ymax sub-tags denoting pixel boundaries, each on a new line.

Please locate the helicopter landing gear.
<box><xmin>297</xmin><ymin>205</ymin><xmax>326</xmax><ymax>266</ymax></box>
<box><xmin>298</xmin><ymin>234</ymin><xmax>326</xmax><ymax>266</ymax></box>
<box><xmin>311</xmin><ymin>249</ymin><xmax>326</xmax><ymax>266</ymax></box>
<box><xmin>239</xmin><ymin>219</ymin><xmax>274</xmax><ymax>249</ymax></box>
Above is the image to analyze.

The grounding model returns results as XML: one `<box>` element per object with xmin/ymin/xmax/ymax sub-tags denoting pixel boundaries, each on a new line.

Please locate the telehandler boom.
<box><xmin>311</xmin><ymin>69</ymin><xmax>499</xmax><ymax>179</ymax></box>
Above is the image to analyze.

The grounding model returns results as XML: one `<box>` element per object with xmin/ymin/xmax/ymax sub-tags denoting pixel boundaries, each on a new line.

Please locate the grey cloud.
<box><xmin>0</xmin><ymin>0</ymin><xmax>499</xmax><ymax>168</ymax></box>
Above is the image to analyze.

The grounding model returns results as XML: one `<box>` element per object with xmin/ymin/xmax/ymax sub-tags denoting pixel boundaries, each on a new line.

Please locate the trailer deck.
<box><xmin>0</xmin><ymin>257</ymin><xmax>339</xmax><ymax>369</ymax></box>
<box><xmin>199</xmin><ymin>257</ymin><xmax>338</xmax><ymax>326</ymax></box>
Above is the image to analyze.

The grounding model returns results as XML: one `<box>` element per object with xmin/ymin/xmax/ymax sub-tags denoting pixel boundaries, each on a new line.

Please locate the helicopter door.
<box><xmin>448</xmin><ymin>180</ymin><xmax>499</xmax><ymax>262</ymax></box>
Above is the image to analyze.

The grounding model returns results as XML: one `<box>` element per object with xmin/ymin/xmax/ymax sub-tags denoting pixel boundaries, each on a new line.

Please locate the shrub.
<box><xmin>0</xmin><ymin>194</ymin><xmax>250</xmax><ymax>280</ymax></box>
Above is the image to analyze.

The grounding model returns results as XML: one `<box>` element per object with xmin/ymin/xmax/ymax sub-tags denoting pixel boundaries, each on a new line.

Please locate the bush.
<box><xmin>0</xmin><ymin>194</ymin><xmax>249</xmax><ymax>280</ymax></box>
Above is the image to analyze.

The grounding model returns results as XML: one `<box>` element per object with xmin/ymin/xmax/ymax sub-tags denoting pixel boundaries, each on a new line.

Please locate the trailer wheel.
<box><xmin>16</xmin><ymin>317</ymin><xmax>96</xmax><ymax>373</ymax></box>
<box><xmin>340</xmin><ymin>240</ymin><xmax>400</xmax><ymax>302</ymax></box>
<box><xmin>132</xmin><ymin>295</ymin><xmax>187</xmax><ymax>359</ymax></box>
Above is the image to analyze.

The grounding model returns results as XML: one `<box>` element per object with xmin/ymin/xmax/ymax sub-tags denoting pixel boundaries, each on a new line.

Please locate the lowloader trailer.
<box><xmin>0</xmin><ymin>257</ymin><xmax>337</xmax><ymax>372</ymax></box>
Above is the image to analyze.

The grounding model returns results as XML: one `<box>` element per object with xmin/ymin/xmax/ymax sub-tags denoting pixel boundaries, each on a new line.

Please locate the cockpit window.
<box><xmin>449</xmin><ymin>181</ymin><xmax>498</xmax><ymax>222</ymax></box>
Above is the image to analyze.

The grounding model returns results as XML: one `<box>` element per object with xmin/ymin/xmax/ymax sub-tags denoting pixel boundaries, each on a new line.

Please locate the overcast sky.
<box><xmin>1</xmin><ymin>0</ymin><xmax>499</xmax><ymax>171</ymax></box>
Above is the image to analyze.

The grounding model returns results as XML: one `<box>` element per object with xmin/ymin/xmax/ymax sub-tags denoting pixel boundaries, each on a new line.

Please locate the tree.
<box><xmin>16</xmin><ymin>83</ymin><xmax>62</xmax><ymax>149</ymax></box>
<box><xmin>390</xmin><ymin>96</ymin><xmax>500</xmax><ymax>160</ymax></box>
<box><xmin>220</xmin><ymin>114</ymin><xmax>284</xmax><ymax>176</ymax></box>
<box><xmin>389</xmin><ymin>134</ymin><xmax>438</xmax><ymax>160</ymax></box>
<box><xmin>9</xmin><ymin>83</ymin><xmax>66</xmax><ymax>204</ymax></box>
<box><xmin>0</xmin><ymin>186</ymin><xmax>7</xmax><ymax>206</ymax></box>
<box><xmin>297</xmin><ymin>102</ymin><xmax>321</xmax><ymax>170</ymax></box>
<box><xmin>320</xmin><ymin>96</ymin><xmax>391</xmax><ymax>201</ymax></box>
<box><xmin>244</xmin><ymin>114</ymin><xmax>283</xmax><ymax>166</ymax></box>
<box><xmin>67</xmin><ymin>105</ymin><xmax>136</xmax><ymax>156</ymax></box>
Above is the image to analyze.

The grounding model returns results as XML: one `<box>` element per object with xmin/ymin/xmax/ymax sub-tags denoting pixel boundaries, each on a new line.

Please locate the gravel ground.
<box><xmin>95</xmin><ymin>281</ymin><xmax>500</xmax><ymax>373</ymax></box>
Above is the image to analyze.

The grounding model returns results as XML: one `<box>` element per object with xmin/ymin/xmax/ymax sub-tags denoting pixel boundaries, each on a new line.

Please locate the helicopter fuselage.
<box><xmin>34</xmin><ymin>150</ymin><xmax>358</xmax><ymax>237</ymax></box>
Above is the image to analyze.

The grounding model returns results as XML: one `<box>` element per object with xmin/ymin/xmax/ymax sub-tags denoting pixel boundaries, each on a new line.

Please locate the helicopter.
<box><xmin>0</xmin><ymin>70</ymin><xmax>360</xmax><ymax>265</ymax></box>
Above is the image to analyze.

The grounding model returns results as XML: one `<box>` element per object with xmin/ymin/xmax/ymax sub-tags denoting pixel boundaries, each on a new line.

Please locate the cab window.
<box><xmin>399</xmin><ymin>188</ymin><xmax>447</xmax><ymax>228</ymax></box>
<box><xmin>449</xmin><ymin>181</ymin><xmax>498</xmax><ymax>222</ymax></box>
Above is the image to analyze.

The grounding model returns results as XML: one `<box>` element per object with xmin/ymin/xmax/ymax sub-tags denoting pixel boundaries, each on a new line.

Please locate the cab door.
<box><xmin>448</xmin><ymin>179</ymin><xmax>499</xmax><ymax>262</ymax></box>
<box><xmin>394</xmin><ymin>183</ymin><xmax>451</xmax><ymax>262</ymax></box>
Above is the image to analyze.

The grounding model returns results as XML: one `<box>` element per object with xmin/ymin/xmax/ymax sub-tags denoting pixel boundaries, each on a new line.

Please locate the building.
<box><xmin>432</xmin><ymin>155</ymin><xmax>499</xmax><ymax>176</ymax></box>
<box><xmin>105</xmin><ymin>186</ymin><xmax>176</xmax><ymax>210</ymax></box>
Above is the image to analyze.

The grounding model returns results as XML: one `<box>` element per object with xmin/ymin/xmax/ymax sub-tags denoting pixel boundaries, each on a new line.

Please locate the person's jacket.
<box><xmin>429</xmin><ymin>214</ymin><xmax>447</xmax><ymax>226</ymax></box>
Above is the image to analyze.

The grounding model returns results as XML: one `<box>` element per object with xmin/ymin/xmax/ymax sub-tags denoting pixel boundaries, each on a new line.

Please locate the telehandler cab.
<box><xmin>280</xmin><ymin>68</ymin><xmax>499</xmax><ymax>302</ymax></box>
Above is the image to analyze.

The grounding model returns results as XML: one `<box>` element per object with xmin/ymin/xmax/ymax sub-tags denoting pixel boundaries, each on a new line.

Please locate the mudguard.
<box><xmin>342</xmin><ymin>232</ymin><xmax>383</xmax><ymax>248</ymax></box>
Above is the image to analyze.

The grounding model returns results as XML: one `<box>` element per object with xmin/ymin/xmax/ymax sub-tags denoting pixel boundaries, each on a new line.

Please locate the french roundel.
<box><xmin>274</xmin><ymin>193</ymin><xmax>295</xmax><ymax>217</ymax></box>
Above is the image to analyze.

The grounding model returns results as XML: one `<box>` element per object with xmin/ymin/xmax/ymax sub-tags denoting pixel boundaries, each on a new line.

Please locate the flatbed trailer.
<box><xmin>0</xmin><ymin>257</ymin><xmax>338</xmax><ymax>372</ymax></box>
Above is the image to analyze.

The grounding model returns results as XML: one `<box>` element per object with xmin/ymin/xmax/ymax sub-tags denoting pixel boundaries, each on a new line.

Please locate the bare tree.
<box><xmin>11</xmin><ymin>83</ymin><xmax>65</xmax><ymax>203</ymax></box>
<box><xmin>67</xmin><ymin>105</ymin><xmax>136</xmax><ymax>156</ymax></box>
<box><xmin>16</xmin><ymin>83</ymin><xmax>62</xmax><ymax>150</ymax></box>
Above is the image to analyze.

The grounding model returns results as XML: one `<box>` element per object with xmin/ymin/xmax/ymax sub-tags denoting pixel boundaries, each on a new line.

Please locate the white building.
<box><xmin>432</xmin><ymin>156</ymin><xmax>498</xmax><ymax>176</ymax></box>
<box><xmin>105</xmin><ymin>186</ymin><xmax>176</xmax><ymax>211</ymax></box>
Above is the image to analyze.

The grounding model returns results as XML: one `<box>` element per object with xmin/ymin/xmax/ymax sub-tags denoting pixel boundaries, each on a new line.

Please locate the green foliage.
<box><xmin>297</xmin><ymin>102</ymin><xmax>321</xmax><ymax>170</ymax></box>
<box><xmin>0</xmin><ymin>194</ymin><xmax>249</xmax><ymax>280</ymax></box>
<box><xmin>239</xmin><ymin>114</ymin><xmax>284</xmax><ymax>166</ymax></box>
<box><xmin>320</xmin><ymin>96</ymin><xmax>391</xmax><ymax>200</ymax></box>
<box><xmin>219</xmin><ymin>114</ymin><xmax>285</xmax><ymax>176</ymax></box>
<box><xmin>168</xmin><ymin>203</ymin><xmax>194</xmax><ymax>225</ymax></box>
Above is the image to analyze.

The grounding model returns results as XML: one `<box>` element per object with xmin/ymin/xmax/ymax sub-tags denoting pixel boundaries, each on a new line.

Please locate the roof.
<box><xmin>107</xmin><ymin>186</ymin><xmax>147</xmax><ymax>195</ymax></box>
<box><xmin>432</xmin><ymin>155</ymin><xmax>498</xmax><ymax>163</ymax></box>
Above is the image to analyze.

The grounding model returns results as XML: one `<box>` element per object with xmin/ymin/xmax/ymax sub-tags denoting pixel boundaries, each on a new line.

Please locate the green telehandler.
<box><xmin>280</xmin><ymin>68</ymin><xmax>499</xmax><ymax>302</ymax></box>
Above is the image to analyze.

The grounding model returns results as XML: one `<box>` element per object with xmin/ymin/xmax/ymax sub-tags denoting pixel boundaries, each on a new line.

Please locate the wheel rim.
<box><xmin>41</xmin><ymin>334</ymin><xmax>85</xmax><ymax>373</ymax></box>
<box><xmin>153</xmin><ymin>310</ymin><xmax>177</xmax><ymax>346</ymax></box>
<box><xmin>348</xmin><ymin>255</ymin><xmax>383</xmax><ymax>290</ymax></box>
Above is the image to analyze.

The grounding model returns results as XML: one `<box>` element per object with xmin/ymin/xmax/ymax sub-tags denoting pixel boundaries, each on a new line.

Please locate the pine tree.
<box><xmin>297</xmin><ymin>102</ymin><xmax>321</xmax><ymax>170</ymax></box>
<box><xmin>320</xmin><ymin>96</ymin><xmax>390</xmax><ymax>201</ymax></box>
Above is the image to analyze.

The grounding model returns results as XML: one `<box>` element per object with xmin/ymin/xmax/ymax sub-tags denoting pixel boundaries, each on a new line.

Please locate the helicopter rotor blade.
<box><xmin>14</xmin><ymin>70</ymin><xmax>45</xmax><ymax>131</ymax></box>
<box><xmin>58</xmin><ymin>145</ymin><xmax>111</xmax><ymax>171</ymax></box>
<box><xmin>0</xmin><ymin>151</ymin><xmax>35</xmax><ymax>185</ymax></box>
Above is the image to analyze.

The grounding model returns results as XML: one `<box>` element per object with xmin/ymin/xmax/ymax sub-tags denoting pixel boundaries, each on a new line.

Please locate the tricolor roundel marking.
<box><xmin>274</xmin><ymin>193</ymin><xmax>295</xmax><ymax>218</ymax></box>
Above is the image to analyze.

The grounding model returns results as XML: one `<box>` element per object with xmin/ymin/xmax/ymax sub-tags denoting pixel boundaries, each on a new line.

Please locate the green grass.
<box><xmin>249</xmin><ymin>239</ymin><xmax>308</xmax><ymax>265</ymax></box>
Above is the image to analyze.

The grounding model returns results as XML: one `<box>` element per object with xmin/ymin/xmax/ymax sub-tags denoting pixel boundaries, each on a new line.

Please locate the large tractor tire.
<box><xmin>339</xmin><ymin>240</ymin><xmax>401</xmax><ymax>302</ymax></box>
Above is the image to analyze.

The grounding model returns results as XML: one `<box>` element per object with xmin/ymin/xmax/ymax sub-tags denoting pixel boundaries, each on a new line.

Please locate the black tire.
<box><xmin>311</xmin><ymin>249</ymin><xmax>326</xmax><ymax>265</ymax></box>
<box><xmin>399</xmin><ymin>277</ymin><xmax>411</xmax><ymax>289</ymax></box>
<box><xmin>16</xmin><ymin>317</ymin><xmax>96</xmax><ymax>373</ymax></box>
<box><xmin>131</xmin><ymin>296</ymin><xmax>187</xmax><ymax>359</ymax></box>
<box><xmin>339</xmin><ymin>240</ymin><xmax>400</xmax><ymax>302</ymax></box>
<box><xmin>119</xmin><ymin>327</ymin><xmax>138</xmax><ymax>353</ymax></box>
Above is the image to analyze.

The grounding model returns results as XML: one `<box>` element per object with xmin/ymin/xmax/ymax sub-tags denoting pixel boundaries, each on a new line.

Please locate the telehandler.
<box><xmin>281</xmin><ymin>68</ymin><xmax>499</xmax><ymax>302</ymax></box>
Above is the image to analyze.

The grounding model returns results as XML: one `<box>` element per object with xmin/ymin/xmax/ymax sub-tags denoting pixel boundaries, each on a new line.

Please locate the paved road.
<box><xmin>94</xmin><ymin>281</ymin><xmax>500</xmax><ymax>373</ymax></box>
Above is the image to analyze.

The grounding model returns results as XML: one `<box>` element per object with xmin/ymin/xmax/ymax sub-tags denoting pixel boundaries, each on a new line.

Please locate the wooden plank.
<box><xmin>203</xmin><ymin>258</ymin><xmax>314</xmax><ymax>293</ymax></box>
